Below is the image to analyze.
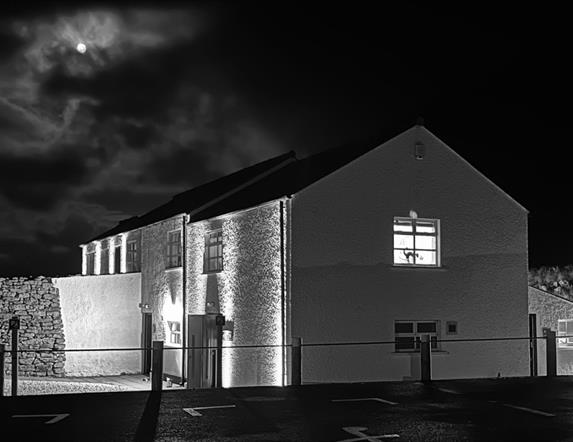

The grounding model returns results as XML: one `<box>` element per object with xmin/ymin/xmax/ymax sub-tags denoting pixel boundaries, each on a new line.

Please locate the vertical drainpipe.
<box><xmin>280</xmin><ymin>200</ymin><xmax>285</xmax><ymax>387</ymax></box>
<box><xmin>181</xmin><ymin>214</ymin><xmax>187</xmax><ymax>386</ymax></box>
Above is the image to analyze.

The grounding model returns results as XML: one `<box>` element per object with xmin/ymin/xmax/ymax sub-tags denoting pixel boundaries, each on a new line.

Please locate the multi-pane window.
<box><xmin>101</xmin><ymin>241</ymin><xmax>109</xmax><ymax>275</ymax></box>
<box><xmin>393</xmin><ymin>217</ymin><xmax>440</xmax><ymax>266</ymax></box>
<box><xmin>204</xmin><ymin>230</ymin><xmax>223</xmax><ymax>273</ymax></box>
<box><xmin>86</xmin><ymin>252</ymin><xmax>95</xmax><ymax>275</ymax></box>
<box><xmin>166</xmin><ymin>230</ymin><xmax>182</xmax><ymax>268</ymax></box>
<box><xmin>558</xmin><ymin>319</ymin><xmax>573</xmax><ymax>347</ymax></box>
<box><xmin>395</xmin><ymin>320</ymin><xmax>439</xmax><ymax>352</ymax></box>
<box><xmin>168</xmin><ymin>321</ymin><xmax>181</xmax><ymax>345</ymax></box>
<box><xmin>126</xmin><ymin>240</ymin><xmax>140</xmax><ymax>273</ymax></box>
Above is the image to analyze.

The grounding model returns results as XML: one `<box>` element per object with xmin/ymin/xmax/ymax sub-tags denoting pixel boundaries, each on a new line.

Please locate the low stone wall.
<box><xmin>0</xmin><ymin>276</ymin><xmax>65</xmax><ymax>377</ymax></box>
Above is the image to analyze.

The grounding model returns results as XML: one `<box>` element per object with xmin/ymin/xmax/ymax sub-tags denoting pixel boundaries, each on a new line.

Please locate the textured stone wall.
<box><xmin>0</xmin><ymin>276</ymin><xmax>65</xmax><ymax>377</ymax></box>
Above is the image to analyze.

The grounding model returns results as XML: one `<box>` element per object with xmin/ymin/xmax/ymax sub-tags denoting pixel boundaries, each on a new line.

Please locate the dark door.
<box><xmin>142</xmin><ymin>313</ymin><xmax>152</xmax><ymax>374</ymax></box>
<box><xmin>187</xmin><ymin>314</ymin><xmax>221</xmax><ymax>388</ymax></box>
<box><xmin>529</xmin><ymin>313</ymin><xmax>538</xmax><ymax>376</ymax></box>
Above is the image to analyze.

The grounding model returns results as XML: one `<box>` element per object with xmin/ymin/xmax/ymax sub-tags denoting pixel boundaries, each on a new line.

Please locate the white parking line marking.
<box><xmin>501</xmin><ymin>404</ymin><xmax>555</xmax><ymax>417</ymax></box>
<box><xmin>436</xmin><ymin>388</ymin><xmax>462</xmax><ymax>395</ymax></box>
<box><xmin>12</xmin><ymin>413</ymin><xmax>70</xmax><ymax>425</ymax></box>
<box><xmin>339</xmin><ymin>426</ymin><xmax>400</xmax><ymax>441</ymax></box>
<box><xmin>183</xmin><ymin>405</ymin><xmax>236</xmax><ymax>417</ymax></box>
<box><xmin>332</xmin><ymin>397</ymin><xmax>398</xmax><ymax>405</ymax></box>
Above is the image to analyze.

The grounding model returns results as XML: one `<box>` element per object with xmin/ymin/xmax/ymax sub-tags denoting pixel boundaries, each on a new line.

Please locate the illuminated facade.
<box><xmin>78</xmin><ymin>124</ymin><xmax>530</xmax><ymax>386</ymax></box>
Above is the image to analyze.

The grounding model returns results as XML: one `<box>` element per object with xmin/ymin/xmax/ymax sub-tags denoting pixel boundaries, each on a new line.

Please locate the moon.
<box><xmin>76</xmin><ymin>43</ymin><xmax>87</xmax><ymax>54</ymax></box>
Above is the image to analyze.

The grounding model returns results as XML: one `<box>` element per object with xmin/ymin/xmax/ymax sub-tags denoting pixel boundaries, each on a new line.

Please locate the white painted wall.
<box><xmin>291</xmin><ymin>126</ymin><xmax>529</xmax><ymax>383</ymax></box>
<box><xmin>54</xmin><ymin>273</ymin><xmax>142</xmax><ymax>376</ymax></box>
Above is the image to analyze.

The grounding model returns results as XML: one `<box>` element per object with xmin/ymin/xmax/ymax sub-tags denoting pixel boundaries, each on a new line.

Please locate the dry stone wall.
<box><xmin>0</xmin><ymin>276</ymin><xmax>65</xmax><ymax>377</ymax></box>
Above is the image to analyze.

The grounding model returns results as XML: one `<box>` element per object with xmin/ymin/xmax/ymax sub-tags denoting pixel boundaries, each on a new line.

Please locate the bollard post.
<box><xmin>151</xmin><ymin>341</ymin><xmax>164</xmax><ymax>391</ymax></box>
<box><xmin>10</xmin><ymin>316</ymin><xmax>19</xmax><ymax>396</ymax></box>
<box><xmin>291</xmin><ymin>337</ymin><xmax>302</xmax><ymax>386</ymax></box>
<box><xmin>0</xmin><ymin>344</ymin><xmax>4</xmax><ymax>397</ymax></box>
<box><xmin>546</xmin><ymin>330</ymin><xmax>557</xmax><ymax>377</ymax></box>
<box><xmin>420</xmin><ymin>334</ymin><xmax>432</xmax><ymax>382</ymax></box>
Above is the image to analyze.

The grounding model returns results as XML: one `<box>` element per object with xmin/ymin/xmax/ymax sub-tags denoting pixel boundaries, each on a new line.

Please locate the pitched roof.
<box><xmin>87</xmin><ymin>150</ymin><xmax>297</xmax><ymax>242</ymax></box>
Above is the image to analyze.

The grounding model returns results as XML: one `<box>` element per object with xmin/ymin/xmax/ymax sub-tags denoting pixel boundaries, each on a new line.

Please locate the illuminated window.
<box><xmin>168</xmin><ymin>321</ymin><xmax>181</xmax><ymax>345</ymax></box>
<box><xmin>204</xmin><ymin>230</ymin><xmax>223</xmax><ymax>273</ymax></box>
<box><xmin>86</xmin><ymin>251</ymin><xmax>95</xmax><ymax>275</ymax></box>
<box><xmin>166</xmin><ymin>230</ymin><xmax>182</xmax><ymax>268</ymax></box>
<box><xmin>393</xmin><ymin>217</ymin><xmax>440</xmax><ymax>266</ymax></box>
<box><xmin>558</xmin><ymin>319</ymin><xmax>573</xmax><ymax>347</ymax></box>
<box><xmin>395</xmin><ymin>320</ymin><xmax>439</xmax><ymax>352</ymax></box>
<box><xmin>126</xmin><ymin>240</ymin><xmax>140</xmax><ymax>273</ymax></box>
<box><xmin>101</xmin><ymin>241</ymin><xmax>109</xmax><ymax>275</ymax></box>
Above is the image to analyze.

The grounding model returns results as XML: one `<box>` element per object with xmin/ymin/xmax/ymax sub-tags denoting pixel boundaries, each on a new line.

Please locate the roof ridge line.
<box><xmin>186</xmin><ymin>152</ymin><xmax>297</xmax><ymax>221</ymax></box>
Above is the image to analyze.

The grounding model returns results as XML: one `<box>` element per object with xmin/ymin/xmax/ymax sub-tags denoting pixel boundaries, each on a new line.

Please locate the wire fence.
<box><xmin>1</xmin><ymin>332</ymin><xmax>569</xmax><ymax>397</ymax></box>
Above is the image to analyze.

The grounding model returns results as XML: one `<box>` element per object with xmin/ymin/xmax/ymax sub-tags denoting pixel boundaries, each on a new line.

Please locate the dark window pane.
<box><xmin>395</xmin><ymin>322</ymin><xmax>413</xmax><ymax>333</ymax></box>
<box><xmin>395</xmin><ymin>337</ymin><xmax>415</xmax><ymax>351</ymax></box>
<box><xmin>417</xmin><ymin>322</ymin><xmax>437</xmax><ymax>333</ymax></box>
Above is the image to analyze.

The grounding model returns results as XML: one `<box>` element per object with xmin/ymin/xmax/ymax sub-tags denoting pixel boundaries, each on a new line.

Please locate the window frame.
<box><xmin>166</xmin><ymin>229</ymin><xmax>182</xmax><ymax>269</ymax></box>
<box><xmin>558</xmin><ymin>319</ymin><xmax>573</xmax><ymax>348</ymax></box>
<box><xmin>393</xmin><ymin>216</ymin><xmax>440</xmax><ymax>267</ymax></box>
<box><xmin>167</xmin><ymin>321</ymin><xmax>182</xmax><ymax>345</ymax></box>
<box><xmin>394</xmin><ymin>320</ymin><xmax>440</xmax><ymax>353</ymax></box>
<box><xmin>203</xmin><ymin>230</ymin><xmax>223</xmax><ymax>273</ymax></box>
<box><xmin>126</xmin><ymin>239</ymin><xmax>140</xmax><ymax>273</ymax></box>
<box><xmin>86</xmin><ymin>251</ymin><xmax>95</xmax><ymax>275</ymax></box>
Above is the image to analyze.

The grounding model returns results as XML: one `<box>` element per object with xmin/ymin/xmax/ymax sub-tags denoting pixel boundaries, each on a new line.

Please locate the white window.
<box><xmin>204</xmin><ymin>230</ymin><xmax>223</xmax><ymax>273</ymax></box>
<box><xmin>393</xmin><ymin>217</ymin><xmax>440</xmax><ymax>266</ymax></box>
<box><xmin>126</xmin><ymin>240</ymin><xmax>140</xmax><ymax>273</ymax></box>
<box><xmin>558</xmin><ymin>319</ymin><xmax>573</xmax><ymax>347</ymax></box>
<box><xmin>166</xmin><ymin>230</ymin><xmax>182</xmax><ymax>268</ymax></box>
<box><xmin>168</xmin><ymin>321</ymin><xmax>181</xmax><ymax>345</ymax></box>
<box><xmin>395</xmin><ymin>320</ymin><xmax>439</xmax><ymax>352</ymax></box>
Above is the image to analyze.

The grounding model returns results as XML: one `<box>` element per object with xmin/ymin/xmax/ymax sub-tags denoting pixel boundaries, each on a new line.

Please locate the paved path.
<box><xmin>2</xmin><ymin>376</ymin><xmax>573</xmax><ymax>441</ymax></box>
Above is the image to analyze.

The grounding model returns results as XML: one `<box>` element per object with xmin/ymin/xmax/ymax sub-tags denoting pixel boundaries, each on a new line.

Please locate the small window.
<box><xmin>558</xmin><ymin>319</ymin><xmax>573</xmax><ymax>347</ymax></box>
<box><xmin>126</xmin><ymin>240</ymin><xmax>140</xmax><ymax>273</ymax></box>
<box><xmin>168</xmin><ymin>321</ymin><xmax>181</xmax><ymax>345</ymax></box>
<box><xmin>86</xmin><ymin>252</ymin><xmax>95</xmax><ymax>275</ymax></box>
<box><xmin>393</xmin><ymin>217</ymin><xmax>440</xmax><ymax>267</ymax></box>
<box><xmin>395</xmin><ymin>320</ymin><xmax>439</xmax><ymax>352</ymax></box>
<box><xmin>166</xmin><ymin>230</ymin><xmax>182</xmax><ymax>268</ymax></box>
<box><xmin>204</xmin><ymin>230</ymin><xmax>223</xmax><ymax>273</ymax></box>
<box><xmin>446</xmin><ymin>321</ymin><xmax>458</xmax><ymax>335</ymax></box>
<box><xmin>101</xmin><ymin>241</ymin><xmax>109</xmax><ymax>275</ymax></box>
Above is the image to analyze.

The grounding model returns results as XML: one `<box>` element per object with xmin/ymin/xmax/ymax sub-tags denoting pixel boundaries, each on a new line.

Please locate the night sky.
<box><xmin>0</xmin><ymin>2</ymin><xmax>569</xmax><ymax>277</ymax></box>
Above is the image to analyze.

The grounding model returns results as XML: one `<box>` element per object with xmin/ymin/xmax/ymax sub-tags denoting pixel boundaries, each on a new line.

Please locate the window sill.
<box><xmin>203</xmin><ymin>270</ymin><xmax>223</xmax><ymax>275</ymax></box>
<box><xmin>165</xmin><ymin>266</ymin><xmax>182</xmax><ymax>272</ymax></box>
<box><xmin>391</xmin><ymin>265</ymin><xmax>447</xmax><ymax>271</ymax></box>
<box><xmin>391</xmin><ymin>351</ymin><xmax>450</xmax><ymax>355</ymax></box>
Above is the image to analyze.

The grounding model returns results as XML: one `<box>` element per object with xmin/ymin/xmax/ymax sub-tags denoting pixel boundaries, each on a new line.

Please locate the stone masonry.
<box><xmin>0</xmin><ymin>276</ymin><xmax>66</xmax><ymax>377</ymax></box>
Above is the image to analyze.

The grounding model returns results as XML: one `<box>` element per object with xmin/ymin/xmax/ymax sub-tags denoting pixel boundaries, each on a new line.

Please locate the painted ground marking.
<box><xmin>183</xmin><ymin>405</ymin><xmax>236</xmax><ymax>417</ymax></box>
<box><xmin>243</xmin><ymin>396</ymin><xmax>285</xmax><ymax>402</ymax></box>
<box><xmin>332</xmin><ymin>397</ymin><xmax>398</xmax><ymax>406</ymax></box>
<box><xmin>12</xmin><ymin>413</ymin><xmax>70</xmax><ymax>425</ymax></box>
<box><xmin>339</xmin><ymin>426</ymin><xmax>400</xmax><ymax>441</ymax></box>
<box><xmin>435</xmin><ymin>387</ymin><xmax>462</xmax><ymax>395</ymax></box>
<box><xmin>500</xmin><ymin>403</ymin><xmax>554</xmax><ymax>417</ymax></box>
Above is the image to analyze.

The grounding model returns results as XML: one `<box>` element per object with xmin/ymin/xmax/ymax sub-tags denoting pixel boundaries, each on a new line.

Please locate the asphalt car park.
<box><xmin>2</xmin><ymin>376</ymin><xmax>573</xmax><ymax>441</ymax></box>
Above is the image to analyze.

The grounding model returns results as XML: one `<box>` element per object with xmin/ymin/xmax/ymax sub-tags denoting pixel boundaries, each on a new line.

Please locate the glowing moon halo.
<box><xmin>76</xmin><ymin>43</ymin><xmax>87</xmax><ymax>54</ymax></box>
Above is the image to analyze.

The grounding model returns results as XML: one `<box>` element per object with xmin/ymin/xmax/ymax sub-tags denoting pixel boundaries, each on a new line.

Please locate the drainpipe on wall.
<box><xmin>181</xmin><ymin>214</ymin><xmax>188</xmax><ymax>386</ymax></box>
<box><xmin>280</xmin><ymin>200</ymin><xmax>286</xmax><ymax>387</ymax></box>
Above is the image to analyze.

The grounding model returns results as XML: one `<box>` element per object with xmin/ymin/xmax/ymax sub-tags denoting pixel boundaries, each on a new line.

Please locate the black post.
<box><xmin>420</xmin><ymin>334</ymin><xmax>432</xmax><ymax>382</ymax></box>
<box><xmin>292</xmin><ymin>337</ymin><xmax>301</xmax><ymax>386</ymax></box>
<box><xmin>0</xmin><ymin>343</ymin><xmax>5</xmax><ymax>397</ymax></box>
<box><xmin>152</xmin><ymin>341</ymin><xmax>164</xmax><ymax>391</ymax></box>
<box><xmin>9</xmin><ymin>316</ymin><xmax>19</xmax><ymax>396</ymax></box>
<box><xmin>546</xmin><ymin>330</ymin><xmax>557</xmax><ymax>377</ymax></box>
<box><xmin>215</xmin><ymin>314</ymin><xmax>225</xmax><ymax>388</ymax></box>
